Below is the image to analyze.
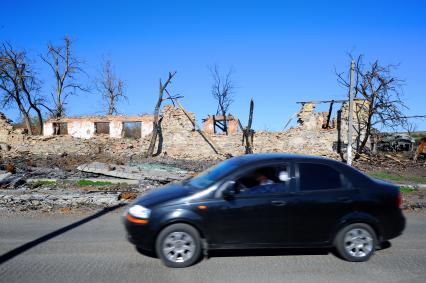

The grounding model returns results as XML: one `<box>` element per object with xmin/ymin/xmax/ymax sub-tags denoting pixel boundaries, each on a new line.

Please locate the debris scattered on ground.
<box><xmin>118</xmin><ymin>192</ymin><xmax>138</xmax><ymax>201</ymax></box>
<box><xmin>0</xmin><ymin>151</ymin><xmax>424</xmax><ymax>214</ymax></box>
<box><xmin>0</xmin><ymin>171</ymin><xmax>25</xmax><ymax>189</ymax></box>
<box><xmin>0</xmin><ymin>155</ymin><xmax>212</xmax><ymax>214</ymax></box>
<box><xmin>77</xmin><ymin>162</ymin><xmax>189</xmax><ymax>183</ymax></box>
<box><xmin>0</xmin><ymin>171</ymin><xmax>12</xmax><ymax>182</ymax></box>
<box><xmin>401</xmin><ymin>188</ymin><xmax>426</xmax><ymax>211</ymax></box>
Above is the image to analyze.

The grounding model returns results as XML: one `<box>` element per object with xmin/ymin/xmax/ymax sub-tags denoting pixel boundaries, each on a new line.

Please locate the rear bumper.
<box><xmin>382</xmin><ymin>211</ymin><xmax>406</xmax><ymax>240</ymax></box>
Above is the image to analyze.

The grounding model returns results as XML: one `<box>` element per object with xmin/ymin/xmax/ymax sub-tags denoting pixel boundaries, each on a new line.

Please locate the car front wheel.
<box><xmin>334</xmin><ymin>223</ymin><xmax>377</xmax><ymax>262</ymax></box>
<box><xmin>155</xmin><ymin>223</ymin><xmax>202</xmax><ymax>268</ymax></box>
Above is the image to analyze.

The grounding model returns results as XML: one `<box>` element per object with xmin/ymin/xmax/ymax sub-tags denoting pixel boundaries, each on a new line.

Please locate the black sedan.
<box><xmin>124</xmin><ymin>154</ymin><xmax>405</xmax><ymax>268</ymax></box>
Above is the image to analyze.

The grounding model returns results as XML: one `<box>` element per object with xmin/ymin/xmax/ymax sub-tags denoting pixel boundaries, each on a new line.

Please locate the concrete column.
<box><xmin>110</xmin><ymin>121</ymin><xmax>123</xmax><ymax>138</ymax></box>
<box><xmin>43</xmin><ymin>122</ymin><xmax>54</xmax><ymax>136</ymax></box>
<box><xmin>141</xmin><ymin>122</ymin><xmax>153</xmax><ymax>138</ymax></box>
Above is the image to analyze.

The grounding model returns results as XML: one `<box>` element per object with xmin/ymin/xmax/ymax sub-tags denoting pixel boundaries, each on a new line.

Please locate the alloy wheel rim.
<box><xmin>162</xmin><ymin>231</ymin><xmax>195</xmax><ymax>263</ymax></box>
<box><xmin>344</xmin><ymin>228</ymin><xmax>373</xmax><ymax>258</ymax></box>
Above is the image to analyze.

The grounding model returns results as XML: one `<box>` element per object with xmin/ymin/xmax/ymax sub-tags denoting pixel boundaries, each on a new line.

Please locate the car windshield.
<box><xmin>188</xmin><ymin>159</ymin><xmax>240</xmax><ymax>189</ymax></box>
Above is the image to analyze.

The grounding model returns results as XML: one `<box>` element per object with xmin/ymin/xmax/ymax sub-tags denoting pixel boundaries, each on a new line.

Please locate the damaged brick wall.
<box><xmin>0</xmin><ymin>113</ymin><xmax>14</xmax><ymax>144</ymax></box>
<box><xmin>43</xmin><ymin>116</ymin><xmax>154</xmax><ymax>139</ymax></box>
<box><xmin>297</xmin><ymin>102</ymin><xmax>326</xmax><ymax>130</ymax></box>
<box><xmin>0</xmin><ymin>100</ymin><xmax>368</xmax><ymax>160</ymax></box>
<box><xmin>159</xmin><ymin>105</ymin><xmax>219</xmax><ymax>158</ymax></box>
<box><xmin>0</xmin><ymin>112</ymin><xmax>25</xmax><ymax>149</ymax></box>
<box><xmin>158</xmin><ymin>105</ymin><xmax>342</xmax><ymax>159</ymax></box>
<box><xmin>339</xmin><ymin>99</ymin><xmax>370</xmax><ymax>145</ymax></box>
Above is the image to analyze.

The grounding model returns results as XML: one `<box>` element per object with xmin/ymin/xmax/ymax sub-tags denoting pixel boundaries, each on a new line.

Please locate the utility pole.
<box><xmin>347</xmin><ymin>60</ymin><xmax>355</xmax><ymax>165</ymax></box>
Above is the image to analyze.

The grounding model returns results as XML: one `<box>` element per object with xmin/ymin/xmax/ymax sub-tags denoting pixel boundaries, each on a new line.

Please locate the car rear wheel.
<box><xmin>155</xmin><ymin>223</ymin><xmax>202</xmax><ymax>268</ymax></box>
<box><xmin>334</xmin><ymin>223</ymin><xmax>376</xmax><ymax>262</ymax></box>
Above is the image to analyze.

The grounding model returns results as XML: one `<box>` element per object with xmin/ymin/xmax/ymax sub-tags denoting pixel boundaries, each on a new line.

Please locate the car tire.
<box><xmin>155</xmin><ymin>223</ymin><xmax>202</xmax><ymax>268</ymax></box>
<box><xmin>334</xmin><ymin>223</ymin><xmax>377</xmax><ymax>262</ymax></box>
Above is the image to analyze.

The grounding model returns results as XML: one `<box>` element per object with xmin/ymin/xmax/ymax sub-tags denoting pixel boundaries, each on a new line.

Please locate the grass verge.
<box><xmin>369</xmin><ymin>172</ymin><xmax>426</xmax><ymax>184</ymax></box>
<box><xmin>76</xmin><ymin>180</ymin><xmax>113</xmax><ymax>186</ymax></box>
<box><xmin>400</xmin><ymin>186</ymin><xmax>416</xmax><ymax>193</ymax></box>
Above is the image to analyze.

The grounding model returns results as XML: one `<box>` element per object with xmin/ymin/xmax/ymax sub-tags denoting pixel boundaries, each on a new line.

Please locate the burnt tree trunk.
<box><xmin>145</xmin><ymin>71</ymin><xmax>176</xmax><ymax>157</ymax></box>
<box><xmin>18</xmin><ymin>105</ymin><xmax>33</xmax><ymax>135</ymax></box>
<box><xmin>22</xmin><ymin>111</ymin><xmax>33</xmax><ymax>135</ymax></box>
<box><xmin>108</xmin><ymin>94</ymin><xmax>114</xmax><ymax>115</ymax></box>
<box><xmin>146</xmin><ymin>83</ymin><xmax>163</xmax><ymax>157</ymax></box>
<box><xmin>19</xmin><ymin>76</ymin><xmax>43</xmax><ymax>135</ymax></box>
<box><xmin>222</xmin><ymin>109</ymin><xmax>228</xmax><ymax>135</ymax></box>
<box><xmin>34</xmin><ymin>108</ymin><xmax>43</xmax><ymax>135</ymax></box>
<box><xmin>243</xmin><ymin>99</ymin><xmax>254</xmax><ymax>154</ymax></box>
<box><xmin>12</xmin><ymin>86</ymin><xmax>33</xmax><ymax>135</ymax></box>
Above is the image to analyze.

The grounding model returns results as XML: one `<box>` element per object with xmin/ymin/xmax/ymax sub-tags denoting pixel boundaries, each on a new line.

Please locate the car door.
<box><xmin>289</xmin><ymin>162</ymin><xmax>358</xmax><ymax>245</ymax></box>
<box><xmin>205</xmin><ymin>162</ymin><xmax>295</xmax><ymax>247</ymax></box>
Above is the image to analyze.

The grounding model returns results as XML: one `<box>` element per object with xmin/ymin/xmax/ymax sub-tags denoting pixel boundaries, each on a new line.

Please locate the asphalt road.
<box><xmin>1</xmin><ymin>208</ymin><xmax>425</xmax><ymax>283</ymax></box>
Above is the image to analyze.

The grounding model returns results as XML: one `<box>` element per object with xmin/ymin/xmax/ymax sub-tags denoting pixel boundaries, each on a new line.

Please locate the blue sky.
<box><xmin>1</xmin><ymin>0</ymin><xmax>425</xmax><ymax>131</ymax></box>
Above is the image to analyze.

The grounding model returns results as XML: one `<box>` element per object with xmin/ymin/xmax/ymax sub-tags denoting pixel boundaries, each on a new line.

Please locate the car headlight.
<box><xmin>128</xmin><ymin>205</ymin><xmax>151</xmax><ymax>219</ymax></box>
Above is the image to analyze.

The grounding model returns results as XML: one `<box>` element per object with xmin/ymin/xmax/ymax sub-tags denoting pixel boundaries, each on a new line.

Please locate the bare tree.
<box><xmin>403</xmin><ymin>121</ymin><xmax>417</xmax><ymax>136</ymax></box>
<box><xmin>0</xmin><ymin>43</ymin><xmax>44</xmax><ymax>134</ymax></box>
<box><xmin>41</xmin><ymin>36</ymin><xmax>88</xmax><ymax>118</ymax></box>
<box><xmin>209</xmin><ymin>65</ymin><xmax>235</xmax><ymax>135</ymax></box>
<box><xmin>97</xmin><ymin>58</ymin><xmax>126</xmax><ymax>115</ymax></box>
<box><xmin>145</xmin><ymin>71</ymin><xmax>177</xmax><ymax>157</ymax></box>
<box><xmin>337</xmin><ymin>55</ymin><xmax>407</xmax><ymax>160</ymax></box>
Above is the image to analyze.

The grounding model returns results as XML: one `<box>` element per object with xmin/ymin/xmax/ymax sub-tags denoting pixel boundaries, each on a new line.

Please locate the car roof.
<box><xmin>228</xmin><ymin>153</ymin><xmax>341</xmax><ymax>165</ymax></box>
<box><xmin>226</xmin><ymin>153</ymin><xmax>371</xmax><ymax>187</ymax></box>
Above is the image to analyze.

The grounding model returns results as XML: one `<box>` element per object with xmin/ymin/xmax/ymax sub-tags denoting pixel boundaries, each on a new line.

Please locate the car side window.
<box><xmin>234</xmin><ymin>165</ymin><xmax>290</xmax><ymax>196</ymax></box>
<box><xmin>298</xmin><ymin>163</ymin><xmax>342</xmax><ymax>191</ymax></box>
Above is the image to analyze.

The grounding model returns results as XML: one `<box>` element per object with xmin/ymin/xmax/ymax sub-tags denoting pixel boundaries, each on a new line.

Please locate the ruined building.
<box><xmin>43</xmin><ymin>115</ymin><xmax>154</xmax><ymax>139</ymax></box>
<box><xmin>0</xmin><ymin>100</ymin><xmax>369</xmax><ymax>160</ymax></box>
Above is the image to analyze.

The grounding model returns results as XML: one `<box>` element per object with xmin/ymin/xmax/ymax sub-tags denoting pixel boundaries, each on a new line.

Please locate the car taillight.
<box><xmin>397</xmin><ymin>191</ymin><xmax>403</xmax><ymax>208</ymax></box>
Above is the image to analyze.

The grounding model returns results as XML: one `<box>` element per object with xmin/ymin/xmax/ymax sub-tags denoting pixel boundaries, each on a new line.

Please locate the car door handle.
<box><xmin>338</xmin><ymin>197</ymin><xmax>352</xmax><ymax>203</ymax></box>
<box><xmin>271</xmin><ymin>200</ymin><xmax>287</xmax><ymax>206</ymax></box>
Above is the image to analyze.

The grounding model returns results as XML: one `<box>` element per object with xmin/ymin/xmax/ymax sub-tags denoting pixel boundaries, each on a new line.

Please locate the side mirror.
<box><xmin>222</xmin><ymin>181</ymin><xmax>237</xmax><ymax>199</ymax></box>
<box><xmin>278</xmin><ymin>171</ymin><xmax>292</xmax><ymax>182</ymax></box>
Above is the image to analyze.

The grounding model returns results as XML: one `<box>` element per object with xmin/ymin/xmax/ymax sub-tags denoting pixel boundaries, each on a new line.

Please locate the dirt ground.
<box><xmin>1</xmin><ymin>152</ymin><xmax>425</xmax><ymax>214</ymax></box>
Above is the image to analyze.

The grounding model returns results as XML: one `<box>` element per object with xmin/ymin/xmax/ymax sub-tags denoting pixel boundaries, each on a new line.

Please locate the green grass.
<box><xmin>76</xmin><ymin>180</ymin><xmax>113</xmax><ymax>186</ymax></box>
<box><xmin>400</xmin><ymin>186</ymin><xmax>416</xmax><ymax>193</ymax></box>
<box><xmin>369</xmin><ymin>172</ymin><xmax>426</xmax><ymax>184</ymax></box>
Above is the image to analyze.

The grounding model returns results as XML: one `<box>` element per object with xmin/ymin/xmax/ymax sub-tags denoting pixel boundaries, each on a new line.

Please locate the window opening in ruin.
<box><xmin>123</xmin><ymin>122</ymin><xmax>141</xmax><ymax>138</ymax></box>
<box><xmin>95</xmin><ymin>122</ymin><xmax>110</xmax><ymax>135</ymax></box>
<box><xmin>52</xmin><ymin>122</ymin><xmax>68</xmax><ymax>135</ymax></box>
<box><xmin>316</xmin><ymin>103</ymin><xmax>339</xmax><ymax>129</ymax></box>
<box><xmin>213</xmin><ymin>115</ymin><xmax>230</xmax><ymax>134</ymax></box>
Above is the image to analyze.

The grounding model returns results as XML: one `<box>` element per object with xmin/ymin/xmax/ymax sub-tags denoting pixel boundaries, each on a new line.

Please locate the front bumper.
<box><xmin>124</xmin><ymin>216</ymin><xmax>157</xmax><ymax>251</ymax></box>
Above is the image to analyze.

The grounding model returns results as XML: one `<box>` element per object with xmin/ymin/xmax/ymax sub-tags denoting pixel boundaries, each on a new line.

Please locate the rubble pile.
<box><xmin>354</xmin><ymin>152</ymin><xmax>425</xmax><ymax>175</ymax></box>
<box><xmin>1</xmin><ymin>102</ymin><xmax>425</xmax><ymax>214</ymax></box>
<box><xmin>401</xmin><ymin>189</ymin><xmax>426</xmax><ymax>211</ymax></box>
<box><xmin>0</xmin><ymin>102</ymin><xmax>364</xmax><ymax>160</ymax></box>
<box><xmin>0</xmin><ymin>154</ymin><xmax>207</xmax><ymax>214</ymax></box>
<box><xmin>77</xmin><ymin>161</ymin><xmax>188</xmax><ymax>183</ymax></box>
<box><xmin>0</xmin><ymin>187</ymin><xmax>125</xmax><ymax>213</ymax></box>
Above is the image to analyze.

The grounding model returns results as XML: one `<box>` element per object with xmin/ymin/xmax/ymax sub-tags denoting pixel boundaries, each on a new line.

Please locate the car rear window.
<box><xmin>298</xmin><ymin>163</ymin><xmax>342</xmax><ymax>191</ymax></box>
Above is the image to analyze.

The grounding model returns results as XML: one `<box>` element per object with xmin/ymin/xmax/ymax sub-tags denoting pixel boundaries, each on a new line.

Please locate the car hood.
<box><xmin>134</xmin><ymin>183</ymin><xmax>194</xmax><ymax>208</ymax></box>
